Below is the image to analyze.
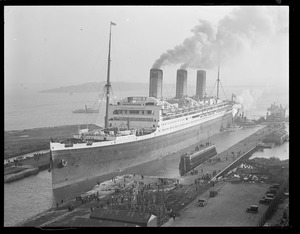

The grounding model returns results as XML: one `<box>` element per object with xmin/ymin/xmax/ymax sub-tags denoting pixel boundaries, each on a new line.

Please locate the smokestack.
<box><xmin>149</xmin><ymin>69</ymin><xmax>163</xmax><ymax>99</ymax></box>
<box><xmin>196</xmin><ymin>70</ymin><xmax>206</xmax><ymax>99</ymax></box>
<box><xmin>176</xmin><ymin>69</ymin><xmax>187</xmax><ymax>98</ymax></box>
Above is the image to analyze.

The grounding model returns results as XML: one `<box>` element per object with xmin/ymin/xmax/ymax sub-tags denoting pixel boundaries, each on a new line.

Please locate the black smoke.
<box><xmin>152</xmin><ymin>7</ymin><xmax>288</xmax><ymax>70</ymax></box>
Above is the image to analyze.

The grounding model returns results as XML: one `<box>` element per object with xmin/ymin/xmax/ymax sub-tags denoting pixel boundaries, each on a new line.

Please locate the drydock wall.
<box><xmin>212</xmin><ymin>144</ymin><xmax>259</xmax><ymax>181</ymax></box>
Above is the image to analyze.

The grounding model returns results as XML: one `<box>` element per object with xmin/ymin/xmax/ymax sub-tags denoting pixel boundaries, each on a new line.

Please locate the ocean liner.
<box><xmin>49</xmin><ymin>22</ymin><xmax>241</xmax><ymax>195</ymax></box>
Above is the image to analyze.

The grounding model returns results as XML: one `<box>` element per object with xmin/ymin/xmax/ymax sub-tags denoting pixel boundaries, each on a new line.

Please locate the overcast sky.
<box><xmin>4</xmin><ymin>6</ymin><xmax>289</xmax><ymax>92</ymax></box>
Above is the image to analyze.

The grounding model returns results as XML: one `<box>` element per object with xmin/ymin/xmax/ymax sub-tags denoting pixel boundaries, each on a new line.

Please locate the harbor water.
<box><xmin>4</xmin><ymin>169</ymin><xmax>53</xmax><ymax>227</ymax></box>
<box><xmin>249</xmin><ymin>122</ymin><xmax>289</xmax><ymax>160</ymax></box>
<box><xmin>4</xmin><ymin>124</ymin><xmax>289</xmax><ymax>226</ymax></box>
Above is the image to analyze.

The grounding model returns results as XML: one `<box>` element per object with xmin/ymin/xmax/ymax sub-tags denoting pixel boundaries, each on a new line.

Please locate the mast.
<box><xmin>217</xmin><ymin>63</ymin><xmax>220</xmax><ymax>100</ymax></box>
<box><xmin>105</xmin><ymin>22</ymin><xmax>116</xmax><ymax>129</ymax></box>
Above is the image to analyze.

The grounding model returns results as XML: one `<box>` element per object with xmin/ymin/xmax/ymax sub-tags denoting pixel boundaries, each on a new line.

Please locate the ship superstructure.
<box><xmin>49</xmin><ymin>22</ymin><xmax>241</xmax><ymax>200</ymax></box>
<box><xmin>53</xmin><ymin>95</ymin><xmax>235</xmax><ymax>147</ymax></box>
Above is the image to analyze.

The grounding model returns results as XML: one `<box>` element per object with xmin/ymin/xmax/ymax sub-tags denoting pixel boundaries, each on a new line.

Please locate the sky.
<box><xmin>4</xmin><ymin>6</ymin><xmax>289</xmax><ymax>92</ymax></box>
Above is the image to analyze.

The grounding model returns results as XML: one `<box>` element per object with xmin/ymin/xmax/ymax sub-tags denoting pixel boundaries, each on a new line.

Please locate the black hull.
<box><xmin>51</xmin><ymin>111</ymin><xmax>233</xmax><ymax>202</ymax></box>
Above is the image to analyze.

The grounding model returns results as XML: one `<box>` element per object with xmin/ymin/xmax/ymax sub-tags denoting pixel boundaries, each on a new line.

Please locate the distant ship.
<box><xmin>253</xmin><ymin>102</ymin><xmax>288</xmax><ymax>125</ymax></box>
<box><xmin>266</xmin><ymin>102</ymin><xmax>287</xmax><ymax>122</ymax></box>
<box><xmin>72</xmin><ymin>105</ymin><xmax>99</xmax><ymax>114</ymax></box>
<box><xmin>49</xmin><ymin>22</ymin><xmax>241</xmax><ymax>199</ymax></box>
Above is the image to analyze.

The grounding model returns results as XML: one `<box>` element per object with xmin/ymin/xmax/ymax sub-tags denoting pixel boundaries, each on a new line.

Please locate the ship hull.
<box><xmin>51</xmin><ymin>111</ymin><xmax>233</xmax><ymax>202</ymax></box>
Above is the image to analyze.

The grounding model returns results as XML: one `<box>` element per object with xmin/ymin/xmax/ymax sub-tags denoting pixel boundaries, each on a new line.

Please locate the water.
<box><xmin>249</xmin><ymin>123</ymin><xmax>289</xmax><ymax>161</ymax></box>
<box><xmin>4</xmin><ymin>87</ymin><xmax>147</xmax><ymax>131</ymax></box>
<box><xmin>4</xmin><ymin>86</ymin><xmax>289</xmax><ymax>226</ymax></box>
<box><xmin>5</xmin><ymin>89</ymin><xmax>106</xmax><ymax>131</ymax></box>
<box><xmin>4</xmin><ymin>170</ymin><xmax>53</xmax><ymax>227</ymax></box>
<box><xmin>249</xmin><ymin>141</ymin><xmax>289</xmax><ymax>161</ymax></box>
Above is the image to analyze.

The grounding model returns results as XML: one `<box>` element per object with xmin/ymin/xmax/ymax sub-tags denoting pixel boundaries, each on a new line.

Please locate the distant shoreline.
<box><xmin>38</xmin><ymin>81</ymin><xmax>280</xmax><ymax>94</ymax></box>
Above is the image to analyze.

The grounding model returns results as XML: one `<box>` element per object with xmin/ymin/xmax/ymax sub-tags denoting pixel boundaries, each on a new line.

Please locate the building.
<box><xmin>264</xmin><ymin>130</ymin><xmax>289</xmax><ymax>145</ymax></box>
<box><xmin>90</xmin><ymin>208</ymin><xmax>157</xmax><ymax>227</ymax></box>
<box><xmin>58</xmin><ymin>217</ymin><xmax>138</xmax><ymax>227</ymax></box>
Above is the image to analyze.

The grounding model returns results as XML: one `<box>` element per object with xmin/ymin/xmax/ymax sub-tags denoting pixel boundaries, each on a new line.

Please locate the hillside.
<box><xmin>40</xmin><ymin>82</ymin><xmax>151</xmax><ymax>93</ymax></box>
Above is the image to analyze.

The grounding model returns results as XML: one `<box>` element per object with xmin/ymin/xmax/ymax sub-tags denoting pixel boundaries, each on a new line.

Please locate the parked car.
<box><xmin>198</xmin><ymin>198</ymin><xmax>207</xmax><ymax>207</ymax></box>
<box><xmin>266</xmin><ymin>193</ymin><xmax>275</xmax><ymax>199</ymax></box>
<box><xmin>266</xmin><ymin>188</ymin><xmax>277</xmax><ymax>195</ymax></box>
<box><xmin>259</xmin><ymin>197</ymin><xmax>274</xmax><ymax>204</ymax></box>
<box><xmin>270</xmin><ymin>183</ymin><xmax>280</xmax><ymax>189</ymax></box>
<box><xmin>246</xmin><ymin>205</ymin><xmax>258</xmax><ymax>213</ymax></box>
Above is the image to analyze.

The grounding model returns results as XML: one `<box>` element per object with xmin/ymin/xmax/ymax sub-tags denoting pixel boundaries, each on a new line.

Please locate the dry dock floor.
<box><xmin>163</xmin><ymin>182</ymin><xmax>270</xmax><ymax>227</ymax></box>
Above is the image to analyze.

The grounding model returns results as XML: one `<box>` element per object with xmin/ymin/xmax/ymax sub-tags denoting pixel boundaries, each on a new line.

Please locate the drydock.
<box><xmin>18</xmin><ymin>123</ymin><xmax>289</xmax><ymax>227</ymax></box>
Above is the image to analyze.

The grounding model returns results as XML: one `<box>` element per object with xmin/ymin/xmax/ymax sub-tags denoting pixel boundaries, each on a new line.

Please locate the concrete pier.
<box><xmin>4</xmin><ymin>165</ymin><xmax>39</xmax><ymax>183</ymax></box>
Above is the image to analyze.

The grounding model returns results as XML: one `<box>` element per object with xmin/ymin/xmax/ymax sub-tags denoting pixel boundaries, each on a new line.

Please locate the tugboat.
<box><xmin>72</xmin><ymin>105</ymin><xmax>99</xmax><ymax>114</ymax></box>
